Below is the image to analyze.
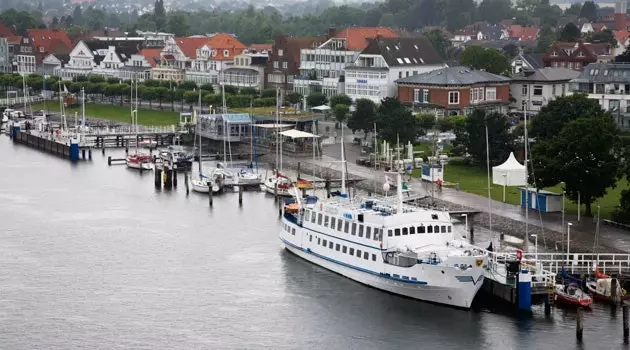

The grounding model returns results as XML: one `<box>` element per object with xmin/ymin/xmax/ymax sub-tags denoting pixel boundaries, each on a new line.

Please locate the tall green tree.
<box><xmin>286</xmin><ymin>92</ymin><xmax>303</xmax><ymax>113</ymax></box>
<box><xmin>425</xmin><ymin>29</ymin><xmax>453</xmax><ymax>60</ymax></box>
<box><xmin>613</xmin><ymin>147</ymin><xmax>630</xmax><ymax>223</ymax></box>
<box><xmin>306</xmin><ymin>92</ymin><xmax>327</xmax><ymax>107</ymax></box>
<box><xmin>376</xmin><ymin>97</ymin><xmax>418</xmax><ymax>145</ymax></box>
<box><xmin>347</xmin><ymin>98</ymin><xmax>376</xmax><ymax>137</ymax></box>
<box><xmin>453</xmin><ymin>110</ymin><xmax>514</xmax><ymax>166</ymax></box>
<box><xmin>329</xmin><ymin>94</ymin><xmax>351</xmax><ymax>108</ymax></box>
<box><xmin>586</xmin><ymin>29</ymin><xmax>617</xmax><ymax>47</ymax></box>
<box><xmin>460</xmin><ymin>46</ymin><xmax>510</xmax><ymax>76</ymax></box>
<box><xmin>530</xmin><ymin>95</ymin><xmax>622</xmax><ymax>216</ymax></box>
<box><xmin>579</xmin><ymin>1</ymin><xmax>598</xmax><ymax>22</ymax></box>
<box><xmin>333</xmin><ymin>104</ymin><xmax>349</xmax><ymax>124</ymax></box>
<box><xmin>417</xmin><ymin>113</ymin><xmax>435</xmax><ymax>134</ymax></box>
<box><xmin>559</xmin><ymin>23</ymin><xmax>581</xmax><ymax>42</ymax></box>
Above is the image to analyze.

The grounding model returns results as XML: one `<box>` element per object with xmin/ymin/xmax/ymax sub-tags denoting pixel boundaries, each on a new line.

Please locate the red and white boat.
<box><xmin>126</xmin><ymin>153</ymin><xmax>153</xmax><ymax>170</ymax></box>
<box><xmin>586</xmin><ymin>277</ymin><xmax>630</xmax><ymax>304</ymax></box>
<box><xmin>555</xmin><ymin>284</ymin><xmax>593</xmax><ymax>308</ymax></box>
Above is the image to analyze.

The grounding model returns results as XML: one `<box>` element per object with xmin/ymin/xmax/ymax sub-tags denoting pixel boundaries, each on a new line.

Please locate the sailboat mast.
<box><xmin>198</xmin><ymin>88</ymin><xmax>202</xmax><ymax>175</ymax></box>
<box><xmin>81</xmin><ymin>87</ymin><xmax>85</xmax><ymax>127</ymax></box>
<box><xmin>524</xmin><ymin>108</ymin><xmax>529</xmax><ymax>251</ymax></box>
<box><xmin>341</xmin><ymin>123</ymin><xmax>346</xmax><ymax>194</ymax></box>
<box><xmin>278</xmin><ymin>89</ymin><xmax>283</xmax><ymax>172</ymax></box>
<box><xmin>275</xmin><ymin>88</ymin><xmax>279</xmax><ymax>171</ymax></box>
<box><xmin>485</xmin><ymin>120</ymin><xmax>492</xmax><ymax>234</ymax></box>
<box><xmin>222</xmin><ymin>83</ymin><xmax>227</xmax><ymax>165</ymax></box>
<box><xmin>373</xmin><ymin>122</ymin><xmax>377</xmax><ymax>193</ymax></box>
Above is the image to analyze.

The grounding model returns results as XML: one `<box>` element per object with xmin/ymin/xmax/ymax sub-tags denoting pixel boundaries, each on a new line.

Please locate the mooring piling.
<box><xmin>576</xmin><ymin>307</ymin><xmax>584</xmax><ymax>342</ymax></box>
<box><xmin>154</xmin><ymin>164</ymin><xmax>161</xmax><ymax>189</ymax></box>
<box><xmin>208</xmin><ymin>185</ymin><xmax>213</xmax><ymax>207</ymax></box>
<box><xmin>624</xmin><ymin>303</ymin><xmax>629</xmax><ymax>344</ymax></box>
<box><xmin>238</xmin><ymin>186</ymin><xmax>243</xmax><ymax>205</ymax></box>
<box><xmin>184</xmin><ymin>172</ymin><xmax>189</xmax><ymax>195</ymax></box>
<box><xmin>173</xmin><ymin>167</ymin><xmax>178</xmax><ymax>188</ymax></box>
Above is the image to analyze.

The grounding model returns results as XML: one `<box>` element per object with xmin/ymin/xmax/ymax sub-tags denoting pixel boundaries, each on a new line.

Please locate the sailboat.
<box><xmin>126</xmin><ymin>78</ymin><xmax>153</xmax><ymax>171</ymax></box>
<box><xmin>263</xmin><ymin>87</ymin><xmax>293</xmax><ymax>195</ymax></box>
<box><xmin>191</xmin><ymin>92</ymin><xmax>222</xmax><ymax>194</ymax></box>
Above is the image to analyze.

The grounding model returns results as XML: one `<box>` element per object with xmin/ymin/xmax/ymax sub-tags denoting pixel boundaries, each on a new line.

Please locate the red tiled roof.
<box><xmin>593</xmin><ymin>23</ymin><xmax>608</xmax><ymax>32</ymax></box>
<box><xmin>615</xmin><ymin>30</ymin><xmax>629</xmax><ymax>45</ymax></box>
<box><xmin>0</xmin><ymin>22</ymin><xmax>15</xmax><ymax>38</ymax></box>
<box><xmin>26</xmin><ymin>29</ymin><xmax>72</xmax><ymax>55</ymax></box>
<box><xmin>333</xmin><ymin>27</ymin><xmax>399</xmax><ymax>51</ymax></box>
<box><xmin>174</xmin><ymin>33</ymin><xmax>246</xmax><ymax>60</ymax></box>
<box><xmin>508</xmin><ymin>25</ymin><xmax>540</xmax><ymax>40</ymax></box>
<box><xmin>6</xmin><ymin>35</ymin><xmax>21</xmax><ymax>43</ymax></box>
<box><xmin>139</xmin><ymin>48</ymin><xmax>161</xmax><ymax>67</ymax></box>
<box><xmin>249</xmin><ymin>43</ymin><xmax>272</xmax><ymax>52</ymax></box>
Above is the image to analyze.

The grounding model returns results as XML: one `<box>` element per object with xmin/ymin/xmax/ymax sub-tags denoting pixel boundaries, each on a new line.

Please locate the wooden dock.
<box><xmin>11</xmin><ymin>128</ymin><xmax>91</xmax><ymax>161</ymax></box>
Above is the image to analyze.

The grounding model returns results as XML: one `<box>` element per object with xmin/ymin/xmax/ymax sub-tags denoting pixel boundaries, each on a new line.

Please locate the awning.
<box><xmin>311</xmin><ymin>105</ymin><xmax>331</xmax><ymax>111</ymax></box>
<box><xmin>280</xmin><ymin>129</ymin><xmax>319</xmax><ymax>139</ymax></box>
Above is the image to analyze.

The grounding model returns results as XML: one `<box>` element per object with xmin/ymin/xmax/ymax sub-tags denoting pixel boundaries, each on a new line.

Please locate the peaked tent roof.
<box><xmin>494</xmin><ymin>152</ymin><xmax>524</xmax><ymax>170</ymax></box>
<box><xmin>280</xmin><ymin>129</ymin><xmax>319</xmax><ymax>138</ymax></box>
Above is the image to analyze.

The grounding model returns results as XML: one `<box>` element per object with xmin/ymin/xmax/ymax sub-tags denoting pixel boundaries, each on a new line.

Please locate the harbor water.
<box><xmin>0</xmin><ymin>135</ymin><xmax>627</xmax><ymax>350</ymax></box>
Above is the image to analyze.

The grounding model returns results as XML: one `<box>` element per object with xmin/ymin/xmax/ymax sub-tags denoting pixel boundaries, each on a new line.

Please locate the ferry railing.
<box><xmin>479</xmin><ymin>249</ymin><xmax>556</xmax><ymax>288</ymax></box>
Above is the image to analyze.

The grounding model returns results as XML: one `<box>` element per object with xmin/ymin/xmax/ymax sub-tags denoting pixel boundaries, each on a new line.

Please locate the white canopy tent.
<box><xmin>311</xmin><ymin>105</ymin><xmax>331</xmax><ymax>111</ymax></box>
<box><xmin>492</xmin><ymin>152</ymin><xmax>526</xmax><ymax>186</ymax></box>
<box><xmin>280</xmin><ymin>129</ymin><xmax>319</xmax><ymax>139</ymax></box>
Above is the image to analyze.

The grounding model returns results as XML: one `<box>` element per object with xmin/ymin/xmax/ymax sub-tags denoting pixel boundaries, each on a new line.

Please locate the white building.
<box><xmin>510</xmin><ymin>67</ymin><xmax>580</xmax><ymax>115</ymax></box>
<box><xmin>60</xmin><ymin>40</ymin><xmax>146</xmax><ymax>80</ymax></box>
<box><xmin>293</xmin><ymin>27</ymin><xmax>399</xmax><ymax>98</ymax></box>
<box><xmin>569</xmin><ymin>62</ymin><xmax>630</xmax><ymax>130</ymax></box>
<box><xmin>345</xmin><ymin>36</ymin><xmax>446</xmax><ymax>104</ymax></box>
<box><xmin>220</xmin><ymin>53</ymin><xmax>268</xmax><ymax>90</ymax></box>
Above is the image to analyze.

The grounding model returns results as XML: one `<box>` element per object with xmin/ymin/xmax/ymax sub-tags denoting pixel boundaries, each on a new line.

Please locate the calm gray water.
<box><xmin>0</xmin><ymin>134</ymin><xmax>627</xmax><ymax>350</ymax></box>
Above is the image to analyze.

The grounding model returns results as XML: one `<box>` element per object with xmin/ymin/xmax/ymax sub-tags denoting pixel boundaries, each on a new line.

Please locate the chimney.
<box><xmin>327</xmin><ymin>27</ymin><xmax>336</xmax><ymax>40</ymax></box>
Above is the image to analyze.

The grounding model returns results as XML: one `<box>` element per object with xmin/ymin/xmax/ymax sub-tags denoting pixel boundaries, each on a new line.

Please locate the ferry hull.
<box><xmin>281</xmin><ymin>240</ymin><xmax>482</xmax><ymax>309</ymax></box>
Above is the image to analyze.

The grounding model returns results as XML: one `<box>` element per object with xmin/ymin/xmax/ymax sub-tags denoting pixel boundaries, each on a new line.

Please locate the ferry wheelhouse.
<box><xmin>279</xmin><ymin>173</ymin><xmax>488</xmax><ymax>309</ymax></box>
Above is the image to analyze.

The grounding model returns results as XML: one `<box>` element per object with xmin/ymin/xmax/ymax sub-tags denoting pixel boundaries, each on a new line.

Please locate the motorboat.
<box><xmin>586</xmin><ymin>278</ymin><xmax>630</xmax><ymax>304</ymax></box>
<box><xmin>555</xmin><ymin>284</ymin><xmax>593</xmax><ymax>308</ymax></box>
<box><xmin>126</xmin><ymin>153</ymin><xmax>153</xmax><ymax>170</ymax></box>
<box><xmin>159</xmin><ymin>145</ymin><xmax>193</xmax><ymax>169</ymax></box>
<box><xmin>139</xmin><ymin>138</ymin><xmax>158</xmax><ymax>149</ymax></box>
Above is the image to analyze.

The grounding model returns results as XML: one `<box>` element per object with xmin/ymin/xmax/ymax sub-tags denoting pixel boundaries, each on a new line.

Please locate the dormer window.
<box><xmin>578</xmin><ymin>51</ymin><xmax>584</xmax><ymax>57</ymax></box>
<box><xmin>223</xmin><ymin>50</ymin><xmax>229</xmax><ymax>57</ymax></box>
<box><xmin>278</xmin><ymin>49</ymin><xmax>283</xmax><ymax>57</ymax></box>
<box><xmin>39</xmin><ymin>46</ymin><xmax>44</xmax><ymax>53</ymax></box>
<box><xmin>211</xmin><ymin>50</ymin><xmax>217</xmax><ymax>57</ymax></box>
<box><xmin>551</xmin><ymin>51</ymin><xmax>558</xmax><ymax>56</ymax></box>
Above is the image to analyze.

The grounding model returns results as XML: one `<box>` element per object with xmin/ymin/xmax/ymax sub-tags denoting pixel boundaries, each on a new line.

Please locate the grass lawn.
<box><xmin>231</xmin><ymin>106</ymin><xmax>319</xmax><ymax>119</ymax></box>
<box><xmin>31</xmin><ymin>102</ymin><xmax>180</xmax><ymax>126</ymax></box>
<box><xmin>413</xmin><ymin>142</ymin><xmax>453</xmax><ymax>156</ymax></box>
<box><xmin>432</xmin><ymin>163</ymin><xmax>628</xmax><ymax>219</ymax></box>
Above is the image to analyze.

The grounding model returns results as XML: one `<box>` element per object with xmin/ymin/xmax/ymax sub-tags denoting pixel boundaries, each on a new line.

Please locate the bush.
<box><xmin>261</xmin><ymin>88</ymin><xmax>276</xmax><ymax>98</ymax></box>
<box><xmin>227</xmin><ymin>94</ymin><xmax>251</xmax><ymax>108</ymax></box>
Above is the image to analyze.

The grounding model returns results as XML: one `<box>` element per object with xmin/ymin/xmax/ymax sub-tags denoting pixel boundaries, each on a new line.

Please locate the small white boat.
<box><xmin>139</xmin><ymin>138</ymin><xmax>158</xmax><ymax>149</ymax></box>
<box><xmin>191</xmin><ymin>173</ymin><xmax>222</xmax><ymax>193</ymax></box>
<box><xmin>263</xmin><ymin>170</ymin><xmax>294</xmax><ymax>197</ymax></box>
<box><xmin>236</xmin><ymin>168</ymin><xmax>263</xmax><ymax>186</ymax></box>
<box><xmin>1</xmin><ymin>115</ymin><xmax>8</xmax><ymax>123</ymax></box>
<box><xmin>126</xmin><ymin>154</ymin><xmax>153</xmax><ymax>170</ymax></box>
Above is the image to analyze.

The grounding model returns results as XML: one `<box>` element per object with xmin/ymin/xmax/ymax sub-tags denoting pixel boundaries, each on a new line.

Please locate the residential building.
<box><xmin>511</xmin><ymin>53</ymin><xmax>544</xmax><ymax>74</ymax></box>
<box><xmin>543</xmin><ymin>41</ymin><xmax>613</xmax><ymax>71</ymax></box>
<box><xmin>581</xmin><ymin>22</ymin><xmax>608</xmax><ymax>35</ymax></box>
<box><xmin>25</xmin><ymin>29</ymin><xmax>72</xmax><ymax>73</ymax></box>
<box><xmin>265</xmin><ymin>34</ymin><xmax>326</xmax><ymax>102</ymax></box>
<box><xmin>614</xmin><ymin>30</ymin><xmax>630</xmax><ymax>56</ymax></box>
<box><xmin>136</xmin><ymin>30</ymin><xmax>175</xmax><ymax>48</ymax></box>
<box><xmin>569</xmin><ymin>62</ymin><xmax>630</xmax><ymax>130</ymax></box>
<box><xmin>221</xmin><ymin>53</ymin><xmax>268</xmax><ymax>91</ymax></box>
<box><xmin>294</xmin><ymin>27</ymin><xmax>399</xmax><ymax>98</ymax></box>
<box><xmin>0</xmin><ymin>37</ymin><xmax>10</xmax><ymax>73</ymax></box>
<box><xmin>152</xmin><ymin>34</ymin><xmax>247</xmax><ymax>84</ymax></box>
<box><xmin>247</xmin><ymin>43</ymin><xmax>272</xmax><ymax>55</ymax></box>
<box><xmin>510</xmin><ymin>68</ymin><xmax>580</xmax><ymax>115</ymax></box>
<box><xmin>61</xmin><ymin>40</ymin><xmax>144</xmax><ymax>80</ymax></box>
<box><xmin>500</xmin><ymin>25</ymin><xmax>540</xmax><ymax>41</ymax></box>
<box><xmin>395</xmin><ymin>66</ymin><xmax>511</xmax><ymax>116</ymax></box>
<box><xmin>15</xmin><ymin>36</ymin><xmax>36</xmax><ymax>74</ymax></box>
<box><xmin>344</xmin><ymin>36</ymin><xmax>445</xmax><ymax>104</ymax></box>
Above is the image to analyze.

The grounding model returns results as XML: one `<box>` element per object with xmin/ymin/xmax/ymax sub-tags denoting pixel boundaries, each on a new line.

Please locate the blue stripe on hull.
<box><xmin>280</xmin><ymin>237</ymin><xmax>428</xmax><ymax>285</ymax></box>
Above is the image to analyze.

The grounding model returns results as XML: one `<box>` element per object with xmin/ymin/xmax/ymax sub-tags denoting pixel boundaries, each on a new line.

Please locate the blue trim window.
<box><xmin>356</xmin><ymin>249</ymin><xmax>362</xmax><ymax>257</ymax></box>
<box><xmin>372</xmin><ymin>254</ymin><xmax>376</xmax><ymax>261</ymax></box>
<box><xmin>366</xmin><ymin>227</ymin><xmax>371</xmax><ymax>239</ymax></box>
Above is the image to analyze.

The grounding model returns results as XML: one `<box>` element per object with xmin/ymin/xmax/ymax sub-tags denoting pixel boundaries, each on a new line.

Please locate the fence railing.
<box><xmin>520</xmin><ymin>252</ymin><xmax>630</xmax><ymax>275</ymax></box>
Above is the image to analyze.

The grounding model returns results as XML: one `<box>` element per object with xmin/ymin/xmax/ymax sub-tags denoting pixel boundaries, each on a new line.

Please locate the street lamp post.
<box><xmin>461</xmin><ymin>213</ymin><xmax>468</xmax><ymax>235</ymax></box>
<box><xmin>502</xmin><ymin>172</ymin><xmax>507</xmax><ymax>202</ymax></box>
<box><xmin>567</xmin><ymin>222</ymin><xmax>573</xmax><ymax>265</ymax></box>
<box><xmin>577</xmin><ymin>191</ymin><xmax>581</xmax><ymax>222</ymax></box>
<box><xmin>531</xmin><ymin>234</ymin><xmax>538</xmax><ymax>261</ymax></box>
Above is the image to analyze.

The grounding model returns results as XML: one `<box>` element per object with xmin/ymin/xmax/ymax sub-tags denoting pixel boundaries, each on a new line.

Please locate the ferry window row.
<box><xmin>305</xmin><ymin>210</ymin><xmax>382</xmax><ymax>241</ymax></box>
<box><xmin>315</xmin><ymin>236</ymin><xmax>377</xmax><ymax>262</ymax></box>
<box><xmin>283</xmin><ymin>223</ymin><xmax>296</xmax><ymax>235</ymax></box>
<box><xmin>387</xmin><ymin>225</ymin><xmax>451</xmax><ymax>237</ymax></box>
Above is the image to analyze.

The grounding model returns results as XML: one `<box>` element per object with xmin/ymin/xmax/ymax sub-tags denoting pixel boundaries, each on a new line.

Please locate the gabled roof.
<box><xmin>520</xmin><ymin>53</ymin><xmax>544</xmax><ymax>69</ymax></box>
<box><xmin>508</xmin><ymin>25</ymin><xmax>540</xmax><ymax>40</ymax></box>
<box><xmin>545</xmin><ymin>41</ymin><xmax>611</xmax><ymax>59</ymax></box>
<box><xmin>360</xmin><ymin>36</ymin><xmax>443</xmax><ymax>67</ymax></box>
<box><xmin>0</xmin><ymin>22</ymin><xmax>15</xmax><ymax>38</ymax></box>
<box><xmin>174</xmin><ymin>33</ymin><xmax>246</xmax><ymax>60</ymax></box>
<box><xmin>592</xmin><ymin>23</ymin><xmax>608</xmax><ymax>32</ymax></box>
<box><xmin>27</xmin><ymin>29</ymin><xmax>72</xmax><ymax>52</ymax></box>
<box><xmin>395</xmin><ymin>66</ymin><xmax>510</xmax><ymax>85</ymax></box>
<box><xmin>139</xmin><ymin>48</ymin><xmax>161</xmax><ymax>67</ymax></box>
<box><xmin>83</xmin><ymin>40</ymin><xmax>143</xmax><ymax>64</ymax></box>
<box><xmin>615</xmin><ymin>30</ymin><xmax>630</xmax><ymax>46</ymax></box>
<box><xmin>572</xmin><ymin>62</ymin><xmax>630</xmax><ymax>83</ymax></box>
<box><xmin>332</xmin><ymin>27</ymin><xmax>398</xmax><ymax>51</ymax></box>
<box><xmin>511</xmin><ymin>67</ymin><xmax>580</xmax><ymax>82</ymax></box>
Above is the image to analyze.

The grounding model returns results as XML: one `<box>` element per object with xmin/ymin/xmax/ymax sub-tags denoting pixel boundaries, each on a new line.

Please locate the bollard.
<box><xmin>238</xmin><ymin>186</ymin><xmax>243</xmax><ymax>205</ymax></box>
<box><xmin>544</xmin><ymin>295</ymin><xmax>551</xmax><ymax>316</ymax></box>
<box><xmin>125</xmin><ymin>140</ymin><xmax>129</xmax><ymax>154</ymax></box>
<box><xmin>274</xmin><ymin>185</ymin><xmax>278</xmax><ymax>203</ymax></box>
<box><xmin>624</xmin><ymin>304</ymin><xmax>629</xmax><ymax>344</ymax></box>
<box><xmin>82</xmin><ymin>149</ymin><xmax>85</xmax><ymax>160</ymax></box>
<box><xmin>208</xmin><ymin>185</ymin><xmax>213</xmax><ymax>207</ymax></box>
<box><xmin>297</xmin><ymin>162</ymin><xmax>301</xmax><ymax>179</ymax></box>
<box><xmin>576</xmin><ymin>307</ymin><xmax>584</xmax><ymax>342</ymax></box>
<box><xmin>173</xmin><ymin>167</ymin><xmax>178</xmax><ymax>188</ymax></box>
<box><xmin>470</xmin><ymin>226</ymin><xmax>474</xmax><ymax>244</ymax></box>
<box><xmin>184</xmin><ymin>172</ymin><xmax>189</xmax><ymax>195</ymax></box>
<box><xmin>154</xmin><ymin>164</ymin><xmax>162</xmax><ymax>188</ymax></box>
<box><xmin>325</xmin><ymin>179</ymin><xmax>331</xmax><ymax>198</ymax></box>
<box><xmin>88</xmin><ymin>149</ymin><xmax>92</xmax><ymax>160</ymax></box>
<box><xmin>102</xmin><ymin>146</ymin><xmax>105</xmax><ymax>155</ymax></box>
<box><xmin>108</xmin><ymin>156</ymin><xmax>112</xmax><ymax>166</ymax></box>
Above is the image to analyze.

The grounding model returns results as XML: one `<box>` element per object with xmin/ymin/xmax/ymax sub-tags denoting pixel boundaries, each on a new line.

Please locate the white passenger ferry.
<box><xmin>280</xmin><ymin>172</ymin><xmax>488</xmax><ymax>309</ymax></box>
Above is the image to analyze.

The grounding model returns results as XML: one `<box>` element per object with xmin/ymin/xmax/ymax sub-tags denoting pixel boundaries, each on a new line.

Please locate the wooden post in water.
<box><xmin>238</xmin><ymin>185</ymin><xmax>243</xmax><ymax>206</ymax></box>
<box><xmin>184</xmin><ymin>172</ymin><xmax>189</xmax><ymax>195</ymax></box>
<box><xmin>173</xmin><ymin>167</ymin><xmax>178</xmax><ymax>188</ymax></box>
<box><xmin>624</xmin><ymin>303</ymin><xmax>629</xmax><ymax>344</ymax></box>
<box><xmin>88</xmin><ymin>149</ymin><xmax>92</xmax><ymax>160</ymax></box>
<box><xmin>576</xmin><ymin>307</ymin><xmax>584</xmax><ymax>342</ymax></box>
<box><xmin>107</xmin><ymin>156</ymin><xmax>112</xmax><ymax>166</ymax></box>
<box><xmin>154</xmin><ymin>164</ymin><xmax>161</xmax><ymax>189</ymax></box>
<box><xmin>297</xmin><ymin>162</ymin><xmax>301</xmax><ymax>179</ymax></box>
<box><xmin>613</xmin><ymin>278</ymin><xmax>620</xmax><ymax>305</ymax></box>
<box><xmin>208</xmin><ymin>184</ymin><xmax>213</xmax><ymax>207</ymax></box>
<box><xmin>325</xmin><ymin>179</ymin><xmax>331</xmax><ymax>198</ymax></box>
<box><xmin>274</xmin><ymin>184</ymin><xmax>278</xmax><ymax>203</ymax></box>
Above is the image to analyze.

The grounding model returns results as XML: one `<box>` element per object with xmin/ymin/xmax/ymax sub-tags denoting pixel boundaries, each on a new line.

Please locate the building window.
<box><xmin>423</xmin><ymin>89</ymin><xmax>429</xmax><ymax>103</ymax></box>
<box><xmin>413</xmin><ymin>88</ymin><xmax>420</xmax><ymax>103</ymax></box>
<box><xmin>223</xmin><ymin>50</ymin><xmax>229</xmax><ymax>57</ymax></box>
<box><xmin>533</xmin><ymin>85</ymin><xmax>543</xmax><ymax>96</ymax></box>
<box><xmin>398</xmin><ymin>71</ymin><xmax>402</xmax><ymax>79</ymax></box>
<box><xmin>273</xmin><ymin>61</ymin><xmax>278</xmax><ymax>69</ymax></box>
<box><xmin>522</xmin><ymin>84</ymin><xmax>528</xmax><ymax>96</ymax></box>
<box><xmin>282</xmin><ymin>61</ymin><xmax>288</xmax><ymax>69</ymax></box>
<box><xmin>448</xmin><ymin>91</ymin><xmax>459</xmax><ymax>104</ymax></box>
<box><xmin>552</xmin><ymin>84</ymin><xmax>556</xmax><ymax>96</ymax></box>
<box><xmin>486</xmin><ymin>87</ymin><xmax>496</xmax><ymax>100</ymax></box>
<box><xmin>278</xmin><ymin>49</ymin><xmax>283</xmax><ymax>57</ymax></box>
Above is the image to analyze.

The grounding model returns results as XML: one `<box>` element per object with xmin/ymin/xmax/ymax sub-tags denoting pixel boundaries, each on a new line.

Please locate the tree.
<box><xmin>587</xmin><ymin>29</ymin><xmax>617</xmax><ymax>47</ymax></box>
<box><xmin>376</xmin><ymin>97</ymin><xmax>418</xmax><ymax>145</ymax></box>
<box><xmin>306</xmin><ymin>92</ymin><xmax>327</xmax><ymax>107</ymax></box>
<box><xmin>333</xmin><ymin>104</ymin><xmax>349</xmax><ymax>125</ymax></box>
<box><xmin>347</xmin><ymin>98</ymin><xmax>376</xmax><ymax>137</ymax></box>
<box><xmin>72</xmin><ymin>5</ymin><xmax>83</xmax><ymax>26</ymax></box>
<box><xmin>329</xmin><ymin>93</ymin><xmax>351</xmax><ymax>108</ymax></box>
<box><xmin>154</xmin><ymin>0</ymin><xmax>166</xmax><ymax>30</ymax></box>
<box><xmin>166</xmin><ymin>11</ymin><xmax>190</xmax><ymax>36</ymax></box>
<box><xmin>613</xmin><ymin>148</ymin><xmax>630</xmax><ymax>223</ymax></box>
<box><xmin>565</xmin><ymin>3</ymin><xmax>582</xmax><ymax>16</ymax></box>
<box><xmin>154</xmin><ymin>86</ymin><xmax>168</xmax><ymax>108</ymax></box>
<box><xmin>425</xmin><ymin>29</ymin><xmax>453</xmax><ymax>60</ymax></box>
<box><xmin>536</xmin><ymin>26</ymin><xmax>556</xmax><ymax>54</ymax></box>
<box><xmin>460</xmin><ymin>46</ymin><xmax>510</xmax><ymax>75</ymax></box>
<box><xmin>178</xmin><ymin>80</ymin><xmax>197</xmax><ymax>90</ymax></box>
<box><xmin>531</xmin><ymin>94</ymin><xmax>622</xmax><ymax>216</ymax></box>
<box><xmin>453</xmin><ymin>110</ymin><xmax>514</xmax><ymax>166</ymax></box>
<box><xmin>200</xmin><ymin>83</ymin><xmax>214</xmax><ymax>93</ymax></box>
<box><xmin>436</xmin><ymin>117</ymin><xmax>454</xmax><ymax>132</ymax></box>
<box><xmin>286</xmin><ymin>92</ymin><xmax>303</xmax><ymax>113</ymax></box>
<box><xmin>579</xmin><ymin>1</ymin><xmax>597</xmax><ymax>22</ymax></box>
<box><xmin>559</xmin><ymin>23</ymin><xmax>580</xmax><ymax>42</ymax></box>
<box><xmin>417</xmin><ymin>113</ymin><xmax>435</xmax><ymax>134</ymax></box>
